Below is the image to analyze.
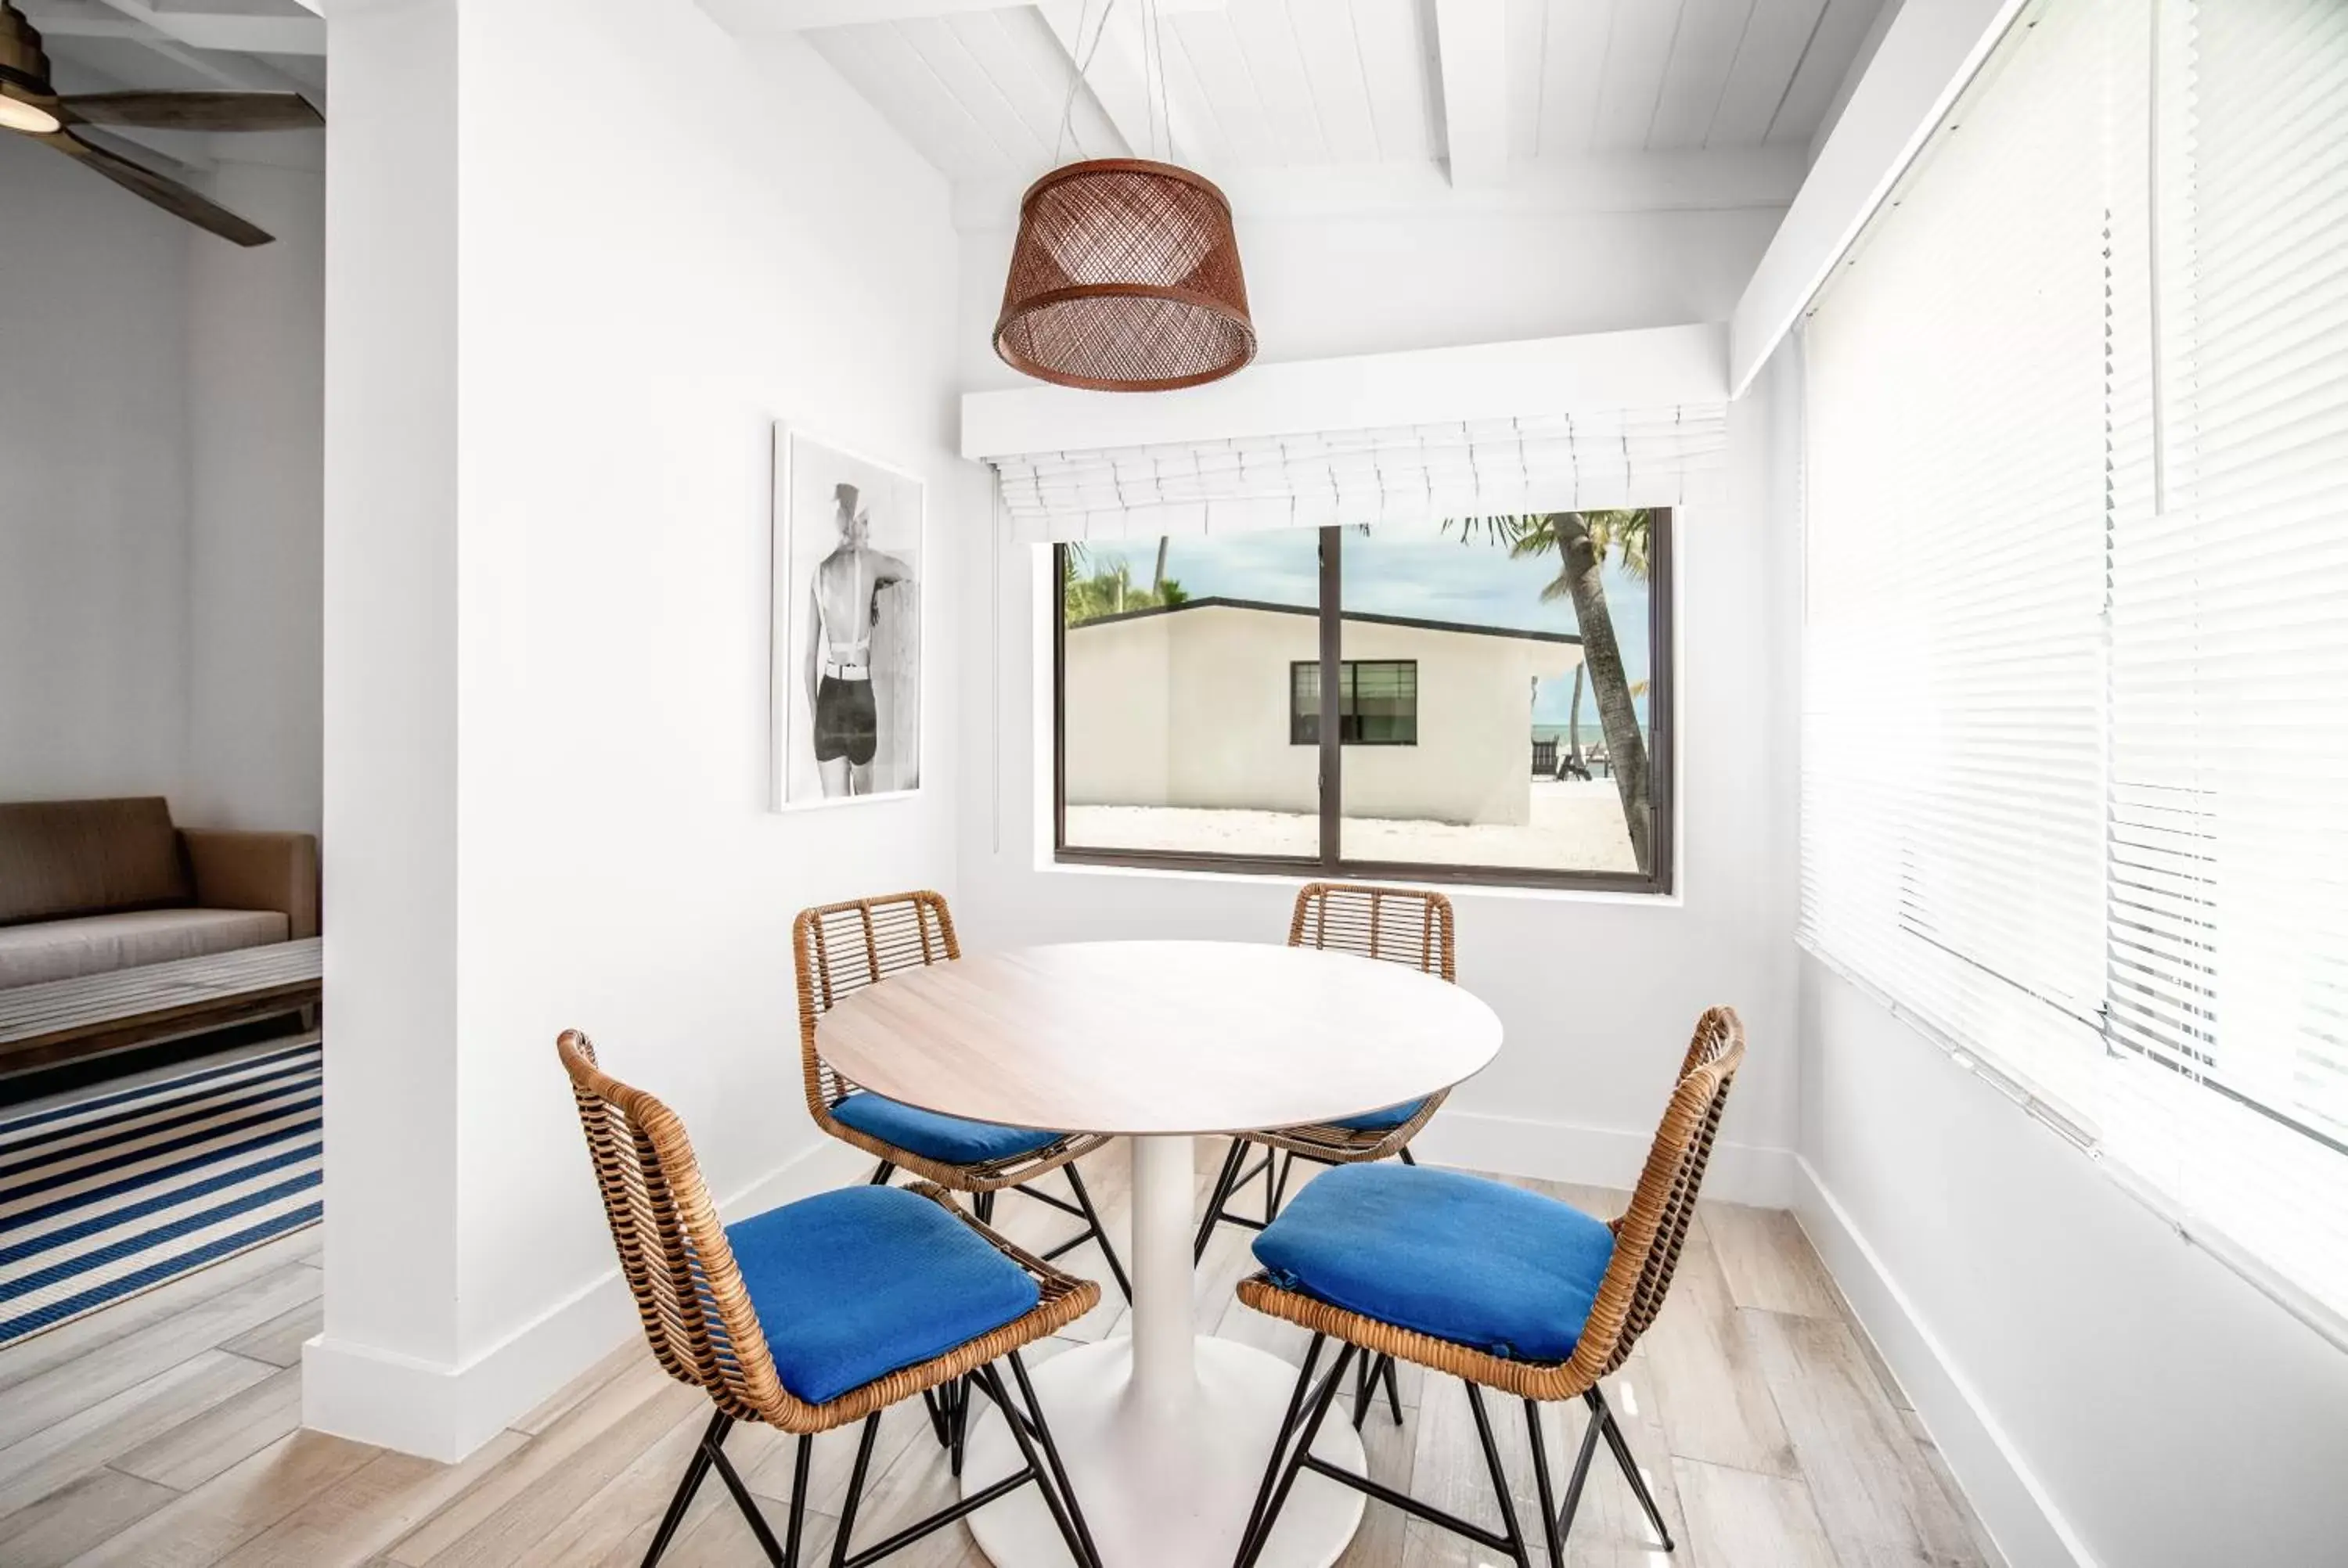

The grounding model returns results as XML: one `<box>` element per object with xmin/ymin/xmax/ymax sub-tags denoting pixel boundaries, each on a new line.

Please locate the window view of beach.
<box><xmin>1057</xmin><ymin>515</ymin><xmax>1661</xmax><ymax>880</ymax></box>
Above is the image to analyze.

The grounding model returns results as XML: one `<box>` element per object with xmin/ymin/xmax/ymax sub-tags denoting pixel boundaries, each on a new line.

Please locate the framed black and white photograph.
<box><xmin>772</xmin><ymin>426</ymin><xmax>923</xmax><ymax>808</ymax></box>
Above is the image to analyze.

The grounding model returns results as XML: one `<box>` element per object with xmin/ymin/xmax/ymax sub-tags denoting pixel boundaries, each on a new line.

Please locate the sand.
<box><xmin>1064</xmin><ymin>779</ymin><xmax>1639</xmax><ymax>873</ymax></box>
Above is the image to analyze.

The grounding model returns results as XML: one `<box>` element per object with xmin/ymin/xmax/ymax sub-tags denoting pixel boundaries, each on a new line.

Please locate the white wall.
<box><xmin>184</xmin><ymin>162</ymin><xmax>326</xmax><ymax>836</ymax></box>
<box><xmin>1767</xmin><ymin>331</ymin><xmax>2348</xmax><ymax>1567</ymax></box>
<box><xmin>955</xmin><ymin>198</ymin><xmax>1803</xmax><ymax>1201</ymax></box>
<box><xmin>308</xmin><ymin>0</ymin><xmax>965</xmax><ymax>1460</ymax></box>
<box><xmin>0</xmin><ymin>131</ymin><xmax>323</xmax><ymax>835</ymax></box>
<box><xmin>0</xmin><ymin>133</ymin><xmax>192</xmax><ymax>804</ymax></box>
<box><xmin>1798</xmin><ymin>958</ymin><xmax>2348</xmax><ymax>1568</ymax></box>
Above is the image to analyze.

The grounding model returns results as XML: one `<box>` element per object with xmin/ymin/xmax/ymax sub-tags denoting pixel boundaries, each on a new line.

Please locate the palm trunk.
<box><xmin>1151</xmin><ymin>537</ymin><xmax>1169</xmax><ymax>595</ymax></box>
<box><xmin>1565</xmin><ymin>665</ymin><xmax>1585</xmax><ymax>772</ymax></box>
<box><xmin>1554</xmin><ymin>513</ymin><xmax>1652</xmax><ymax>872</ymax></box>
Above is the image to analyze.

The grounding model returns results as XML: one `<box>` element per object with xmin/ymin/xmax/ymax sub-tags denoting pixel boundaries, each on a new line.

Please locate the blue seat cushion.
<box><xmin>1252</xmin><ymin>1163</ymin><xmax>1615</xmax><ymax>1362</ymax></box>
<box><xmin>726</xmin><ymin>1185</ymin><xmax>1041</xmax><ymax>1405</ymax></box>
<box><xmin>831</xmin><ymin>1091</ymin><xmax>1061</xmax><ymax>1166</ymax></box>
<box><xmin>1326</xmin><ymin>1096</ymin><xmax>1430</xmax><ymax>1132</ymax></box>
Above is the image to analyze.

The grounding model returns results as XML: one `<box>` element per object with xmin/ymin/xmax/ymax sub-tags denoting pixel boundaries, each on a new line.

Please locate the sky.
<box><xmin>1078</xmin><ymin>523</ymin><xmax>1653</xmax><ymax>731</ymax></box>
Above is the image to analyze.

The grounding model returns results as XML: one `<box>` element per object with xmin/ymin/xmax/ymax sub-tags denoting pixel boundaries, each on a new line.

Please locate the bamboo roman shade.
<box><xmin>990</xmin><ymin>405</ymin><xmax>1726</xmax><ymax>543</ymax></box>
<box><xmin>1802</xmin><ymin>0</ymin><xmax>2348</xmax><ymax>1330</ymax></box>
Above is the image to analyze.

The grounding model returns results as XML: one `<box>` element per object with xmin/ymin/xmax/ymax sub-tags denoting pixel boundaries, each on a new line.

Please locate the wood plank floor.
<box><xmin>0</xmin><ymin>1140</ymin><xmax>2003</xmax><ymax>1567</ymax></box>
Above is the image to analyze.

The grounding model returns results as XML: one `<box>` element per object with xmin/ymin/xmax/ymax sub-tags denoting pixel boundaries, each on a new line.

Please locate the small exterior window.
<box><xmin>1291</xmin><ymin>660</ymin><xmax>1418</xmax><ymax>746</ymax></box>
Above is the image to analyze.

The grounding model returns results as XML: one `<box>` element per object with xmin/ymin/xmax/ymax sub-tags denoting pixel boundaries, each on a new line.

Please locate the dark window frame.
<box><xmin>1290</xmin><ymin>660</ymin><xmax>1419</xmax><ymax>746</ymax></box>
<box><xmin>1052</xmin><ymin>512</ymin><xmax>1676</xmax><ymax>895</ymax></box>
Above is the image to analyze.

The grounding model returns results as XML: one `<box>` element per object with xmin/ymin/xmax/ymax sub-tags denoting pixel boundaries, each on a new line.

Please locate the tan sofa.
<box><xmin>0</xmin><ymin>798</ymin><xmax>318</xmax><ymax>990</ymax></box>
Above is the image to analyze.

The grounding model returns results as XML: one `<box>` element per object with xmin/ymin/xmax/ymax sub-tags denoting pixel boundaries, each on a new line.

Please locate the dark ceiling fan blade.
<box><xmin>59</xmin><ymin>91</ymin><xmax>322</xmax><ymax>133</ymax></box>
<box><xmin>37</xmin><ymin>129</ymin><xmax>273</xmax><ymax>246</ymax></box>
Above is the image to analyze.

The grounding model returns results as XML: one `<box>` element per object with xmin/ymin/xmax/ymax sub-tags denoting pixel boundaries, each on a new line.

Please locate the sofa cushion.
<box><xmin>0</xmin><ymin>909</ymin><xmax>289</xmax><ymax>989</ymax></box>
<box><xmin>0</xmin><ymin>799</ymin><xmax>191</xmax><ymax>927</ymax></box>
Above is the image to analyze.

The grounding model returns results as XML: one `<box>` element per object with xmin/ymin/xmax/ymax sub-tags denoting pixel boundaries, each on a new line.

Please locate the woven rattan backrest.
<box><xmin>1568</xmin><ymin>1007</ymin><xmax>1745</xmax><ymax>1380</ymax></box>
<box><xmin>556</xmin><ymin>1030</ymin><xmax>785</xmax><ymax>1419</ymax></box>
<box><xmin>791</xmin><ymin>892</ymin><xmax>960</xmax><ymax>1113</ymax></box>
<box><xmin>1287</xmin><ymin>882</ymin><xmax>1456</xmax><ymax>981</ymax></box>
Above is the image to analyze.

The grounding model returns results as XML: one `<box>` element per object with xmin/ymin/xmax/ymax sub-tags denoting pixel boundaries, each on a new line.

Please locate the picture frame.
<box><xmin>770</xmin><ymin>425</ymin><xmax>924</xmax><ymax>810</ymax></box>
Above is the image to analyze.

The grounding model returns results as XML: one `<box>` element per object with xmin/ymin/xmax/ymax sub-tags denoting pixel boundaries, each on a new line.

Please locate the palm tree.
<box><xmin>1449</xmin><ymin>510</ymin><xmax>1656</xmax><ymax>872</ymax></box>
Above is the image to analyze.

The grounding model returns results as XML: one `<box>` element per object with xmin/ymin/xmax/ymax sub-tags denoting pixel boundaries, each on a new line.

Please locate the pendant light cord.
<box><xmin>1052</xmin><ymin>0</ymin><xmax>1179</xmax><ymax>166</ymax></box>
<box><xmin>1053</xmin><ymin>0</ymin><xmax>1118</xmax><ymax>167</ymax></box>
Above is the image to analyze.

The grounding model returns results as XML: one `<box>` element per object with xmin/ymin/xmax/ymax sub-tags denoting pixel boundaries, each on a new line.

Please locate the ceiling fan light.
<box><xmin>0</xmin><ymin>91</ymin><xmax>58</xmax><ymax>135</ymax></box>
<box><xmin>995</xmin><ymin>158</ymin><xmax>1255</xmax><ymax>393</ymax></box>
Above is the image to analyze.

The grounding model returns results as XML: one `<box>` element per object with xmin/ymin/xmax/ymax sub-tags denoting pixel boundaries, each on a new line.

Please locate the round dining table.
<box><xmin>814</xmin><ymin>939</ymin><xmax>1504</xmax><ymax>1568</ymax></box>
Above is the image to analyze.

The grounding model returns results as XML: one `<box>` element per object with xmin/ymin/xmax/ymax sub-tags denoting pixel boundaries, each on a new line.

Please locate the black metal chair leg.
<box><xmin>1062</xmin><ymin>1160</ymin><xmax>1133</xmax><ymax>1303</ymax></box>
<box><xmin>949</xmin><ymin>1373</ymin><xmax>972</xmax><ymax>1477</ymax></box>
<box><xmin>641</xmin><ymin>1409</ymin><xmax>726</xmax><ymax>1567</ymax></box>
<box><xmin>1237</xmin><ymin>1343</ymin><xmax>1356</xmax><ymax>1568</ymax></box>
<box><xmin>1009</xmin><ymin>1349</ymin><xmax>1101</xmax><ymax>1568</ymax></box>
<box><xmin>1397</xmin><ymin>1144</ymin><xmax>1418</xmax><ymax>1166</ymax></box>
<box><xmin>1595</xmin><ymin>1387</ymin><xmax>1674</xmax><ymax>1550</ymax></box>
<box><xmin>708</xmin><ymin>1422</ymin><xmax>790</xmax><ymax>1566</ymax></box>
<box><xmin>1350</xmin><ymin>1349</ymin><xmax>1374</xmax><ymax>1430</ymax></box>
<box><xmin>1524</xmin><ymin>1400</ymin><xmax>1565</xmax><ymax>1568</ymax></box>
<box><xmin>780</xmin><ymin>1432</ymin><xmax>813</xmax><ymax>1568</ymax></box>
<box><xmin>1237</xmin><ymin>1335</ymin><xmax>1324</xmax><ymax>1560</ymax></box>
<box><xmin>1377</xmin><ymin>1353</ymin><xmax>1403</xmax><ymax>1424</ymax></box>
<box><xmin>830</xmin><ymin>1413</ymin><xmax>883</xmax><ymax>1567</ymax></box>
<box><xmin>978</xmin><ymin>1363</ymin><xmax>1097</xmax><ymax>1568</ymax></box>
<box><xmin>1555</xmin><ymin>1391</ymin><xmax>1606</xmax><ymax>1545</ymax></box>
<box><xmin>1265</xmin><ymin>1150</ymin><xmax>1285</xmax><ymax>1225</ymax></box>
<box><xmin>1465</xmin><ymin>1384</ymin><xmax>1532</xmax><ymax>1568</ymax></box>
<box><xmin>974</xmin><ymin>1189</ymin><xmax>996</xmax><ymax>1225</ymax></box>
<box><xmin>868</xmin><ymin>1160</ymin><xmax>895</xmax><ymax>1185</ymax></box>
<box><xmin>1195</xmin><ymin>1138</ymin><xmax>1248</xmax><ymax>1261</ymax></box>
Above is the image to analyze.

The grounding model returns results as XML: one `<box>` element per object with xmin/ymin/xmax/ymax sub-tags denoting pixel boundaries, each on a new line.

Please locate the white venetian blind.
<box><xmin>1801</xmin><ymin>0</ymin><xmax>2119</xmax><ymax>1108</ymax></box>
<box><xmin>990</xmin><ymin>405</ymin><xmax>1725</xmax><ymax>542</ymax></box>
<box><xmin>2100</xmin><ymin>0</ymin><xmax>2348</xmax><ymax>1314</ymax></box>
<box><xmin>1803</xmin><ymin>0</ymin><xmax>2348</xmax><ymax>1331</ymax></box>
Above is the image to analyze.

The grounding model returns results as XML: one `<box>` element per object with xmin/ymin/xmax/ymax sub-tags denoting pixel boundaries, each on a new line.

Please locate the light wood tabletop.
<box><xmin>812</xmin><ymin>938</ymin><xmax>1501</xmax><ymax>1136</ymax></box>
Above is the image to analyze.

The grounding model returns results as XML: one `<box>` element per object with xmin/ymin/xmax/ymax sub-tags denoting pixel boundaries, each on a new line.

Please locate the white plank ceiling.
<box><xmin>16</xmin><ymin>0</ymin><xmax>326</xmax><ymax>171</ymax></box>
<box><xmin>792</xmin><ymin>0</ymin><xmax>1885</xmax><ymax>189</ymax></box>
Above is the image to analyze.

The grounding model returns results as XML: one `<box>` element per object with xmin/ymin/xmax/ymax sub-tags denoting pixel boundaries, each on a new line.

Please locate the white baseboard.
<box><xmin>303</xmin><ymin>1137</ymin><xmax>873</xmax><ymax>1462</ymax></box>
<box><xmin>1791</xmin><ymin>1157</ymin><xmax>2096</xmax><ymax>1568</ymax></box>
<box><xmin>1410</xmin><ymin>1109</ymin><xmax>1798</xmax><ymax>1207</ymax></box>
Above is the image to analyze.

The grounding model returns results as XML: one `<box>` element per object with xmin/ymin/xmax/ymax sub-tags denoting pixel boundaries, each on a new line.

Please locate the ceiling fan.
<box><xmin>0</xmin><ymin>1</ymin><xmax>322</xmax><ymax>246</ymax></box>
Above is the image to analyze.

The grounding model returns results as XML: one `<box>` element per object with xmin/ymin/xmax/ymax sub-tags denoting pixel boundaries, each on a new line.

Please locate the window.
<box><xmin>1054</xmin><ymin>512</ymin><xmax>1673</xmax><ymax>893</ymax></box>
<box><xmin>1291</xmin><ymin>661</ymin><xmax>1417</xmax><ymax>746</ymax></box>
<box><xmin>1800</xmin><ymin>0</ymin><xmax>2348</xmax><ymax>1324</ymax></box>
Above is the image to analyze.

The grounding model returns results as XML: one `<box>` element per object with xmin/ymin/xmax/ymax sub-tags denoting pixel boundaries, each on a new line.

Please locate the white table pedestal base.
<box><xmin>961</xmin><ymin>1135</ymin><xmax>1364</xmax><ymax>1567</ymax></box>
<box><xmin>961</xmin><ymin>1336</ymin><xmax>1367</xmax><ymax>1568</ymax></box>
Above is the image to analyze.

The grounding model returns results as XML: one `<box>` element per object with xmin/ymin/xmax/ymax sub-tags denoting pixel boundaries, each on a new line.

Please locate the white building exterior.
<box><xmin>1064</xmin><ymin>599</ymin><xmax>1581</xmax><ymax>828</ymax></box>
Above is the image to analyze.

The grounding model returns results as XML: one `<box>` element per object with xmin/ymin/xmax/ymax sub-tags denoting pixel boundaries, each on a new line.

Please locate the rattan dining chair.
<box><xmin>794</xmin><ymin>892</ymin><xmax>1133</xmax><ymax>1464</ymax></box>
<box><xmin>557</xmin><ymin>1030</ymin><xmax>1100</xmax><ymax>1568</ymax></box>
<box><xmin>1194</xmin><ymin>883</ymin><xmax>1455</xmax><ymax>1262</ymax></box>
<box><xmin>1229</xmin><ymin>1006</ymin><xmax>1745</xmax><ymax>1568</ymax></box>
<box><xmin>1190</xmin><ymin>883</ymin><xmax>1456</xmax><ymax>1429</ymax></box>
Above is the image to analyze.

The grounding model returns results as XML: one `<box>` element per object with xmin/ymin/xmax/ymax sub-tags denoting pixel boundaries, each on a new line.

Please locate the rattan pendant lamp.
<box><xmin>994</xmin><ymin>0</ymin><xmax>1255</xmax><ymax>392</ymax></box>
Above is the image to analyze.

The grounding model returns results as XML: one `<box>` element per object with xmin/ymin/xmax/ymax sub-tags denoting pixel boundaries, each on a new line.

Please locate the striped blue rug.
<box><xmin>0</xmin><ymin>1039</ymin><xmax>322</xmax><ymax>1348</ymax></box>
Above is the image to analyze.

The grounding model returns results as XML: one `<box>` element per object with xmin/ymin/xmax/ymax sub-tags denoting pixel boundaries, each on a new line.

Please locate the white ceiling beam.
<box><xmin>950</xmin><ymin>144</ymin><xmax>1804</xmax><ymax>231</ymax></box>
<box><xmin>1729</xmin><ymin>0</ymin><xmax>2027</xmax><ymax>396</ymax></box>
<box><xmin>1431</xmin><ymin>0</ymin><xmax>1507</xmax><ymax>189</ymax></box>
<box><xmin>78</xmin><ymin>0</ymin><xmax>326</xmax><ymax>55</ymax></box>
<box><xmin>696</xmin><ymin>0</ymin><xmax>1018</xmax><ymax>34</ymax></box>
<box><xmin>964</xmin><ymin>324</ymin><xmax>1727</xmax><ymax>460</ymax></box>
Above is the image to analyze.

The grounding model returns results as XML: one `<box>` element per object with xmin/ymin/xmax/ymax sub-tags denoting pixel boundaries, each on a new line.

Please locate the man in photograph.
<box><xmin>804</xmin><ymin>482</ymin><xmax>913</xmax><ymax>797</ymax></box>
